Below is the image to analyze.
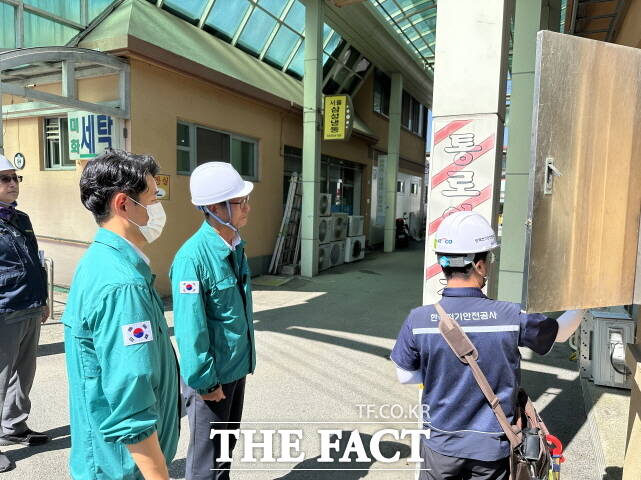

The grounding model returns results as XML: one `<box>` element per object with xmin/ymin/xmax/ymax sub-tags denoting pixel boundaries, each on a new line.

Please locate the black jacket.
<box><xmin>0</xmin><ymin>209</ymin><xmax>47</xmax><ymax>314</ymax></box>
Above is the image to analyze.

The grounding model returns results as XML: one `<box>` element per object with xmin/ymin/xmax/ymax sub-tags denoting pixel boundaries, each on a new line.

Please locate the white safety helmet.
<box><xmin>0</xmin><ymin>154</ymin><xmax>16</xmax><ymax>171</ymax></box>
<box><xmin>435</xmin><ymin>211</ymin><xmax>499</xmax><ymax>267</ymax></box>
<box><xmin>190</xmin><ymin>162</ymin><xmax>253</xmax><ymax>206</ymax></box>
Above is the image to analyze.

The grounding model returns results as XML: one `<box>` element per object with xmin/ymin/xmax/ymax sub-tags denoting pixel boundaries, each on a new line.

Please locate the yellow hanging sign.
<box><xmin>323</xmin><ymin>94</ymin><xmax>353</xmax><ymax>141</ymax></box>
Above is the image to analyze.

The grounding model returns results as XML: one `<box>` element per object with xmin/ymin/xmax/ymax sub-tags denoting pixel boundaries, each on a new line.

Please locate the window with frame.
<box><xmin>177</xmin><ymin>122</ymin><xmax>258</xmax><ymax>180</ymax></box>
<box><xmin>44</xmin><ymin>117</ymin><xmax>74</xmax><ymax>169</ymax></box>
<box><xmin>397</xmin><ymin>180</ymin><xmax>405</xmax><ymax>193</ymax></box>
<box><xmin>411</xmin><ymin>183</ymin><xmax>419</xmax><ymax>195</ymax></box>
<box><xmin>373</xmin><ymin>68</ymin><xmax>391</xmax><ymax>116</ymax></box>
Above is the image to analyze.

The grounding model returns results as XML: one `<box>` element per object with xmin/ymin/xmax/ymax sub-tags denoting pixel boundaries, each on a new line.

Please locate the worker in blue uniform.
<box><xmin>0</xmin><ymin>155</ymin><xmax>49</xmax><ymax>474</ymax></box>
<box><xmin>391</xmin><ymin>211</ymin><xmax>584</xmax><ymax>480</ymax></box>
<box><xmin>62</xmin><ymin>150</ymin><xmax>179</xmax><ymax>480</ymax></box>
<box><xmin>170</xmin><ymin>162</ymin><xmax>255</xmax><ymax>480</ymax></box>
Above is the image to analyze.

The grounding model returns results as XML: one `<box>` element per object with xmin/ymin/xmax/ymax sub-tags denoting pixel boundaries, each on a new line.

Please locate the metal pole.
<box><xmin>422</xmin><ymin>0</ymin><xmax>511</xmax><ymax>305</ymax></box>
<box><xmin>300</xmin><ymin>0</ymin><xmax>323</xmax><ymax>278</ymax></box>
<box><xmin>384</xmin><ymin>73</ymin><xmax>403</xmax><ymax>253</ymax></box>
<box><xmin>45</xmin><ymin>257</ymin><xmax>54</xmax><ymax>321</ymax></box>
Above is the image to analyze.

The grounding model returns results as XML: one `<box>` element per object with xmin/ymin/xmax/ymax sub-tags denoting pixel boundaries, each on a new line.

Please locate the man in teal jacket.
<box><xmin>63</xmin><ymin>150</ymin><xmax>179</xmax><ymax>480</ymax></box>
<box><xmin>170</xmin><ymin>162</ymin><xmax>255</xmax><ymax>480</ymax></box>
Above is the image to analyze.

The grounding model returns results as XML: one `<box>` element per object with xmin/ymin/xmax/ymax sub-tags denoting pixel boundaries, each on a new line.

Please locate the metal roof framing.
<box><xmin>0</xmin><ymin>47</ymin><xmax>130</xmax><ymax>119</ymax></box>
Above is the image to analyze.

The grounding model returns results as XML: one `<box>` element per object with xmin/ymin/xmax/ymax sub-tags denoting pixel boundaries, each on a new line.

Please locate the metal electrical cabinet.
<box><xmin>580</xmin><ymin>308</ymin><xmax>636</xmax><ymax>389</ymax></box>
<box><xmin>522</xmin><ymin>31</ymin><xmax>641</xmax><ymax>313</ymax></box>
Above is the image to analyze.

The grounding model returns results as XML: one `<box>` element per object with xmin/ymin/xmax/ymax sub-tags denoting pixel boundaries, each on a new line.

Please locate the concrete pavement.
<box><xmin>2</xmin><ymin>242</ymin><xmax>605</xmax><ymax>479</ymax></box>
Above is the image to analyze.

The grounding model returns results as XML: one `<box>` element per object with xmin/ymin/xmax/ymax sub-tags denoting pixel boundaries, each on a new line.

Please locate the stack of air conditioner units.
<box><xmin>345</xmin><ymin>215</ymin><xmax>366</xmax><ymax>263</ymax></box>
<box><xmin>318</xmin><ymin>194</ymin><xmax>333</xmax><ymax>245</ymax></box>
<box><xmin>329</xmin><ymin>241</ymin><xmax>345</xmax><ymax>268</ymax></box>
<box><xmin>318</xmin><ymin>244</ymin><xmax>332</xmax><ymax>271</ymax></box>
<box><xmin>327</xmin><ymin>213</ymin><xmax>348</xmax><ymax>269</ymax></box>
<box><xmin>332</xmin><ymin>213</ymin><xmax>349</xmax><ymax>241</ymax></box>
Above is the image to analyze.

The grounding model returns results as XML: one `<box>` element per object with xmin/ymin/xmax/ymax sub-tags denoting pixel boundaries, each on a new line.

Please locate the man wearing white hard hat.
<box><xmin>170</xmin><ymin>162</ymin><xmax>256</xmax><ymax>479</ymax></box>
<box><xmin>0</xmin><ymin>154</ymin><xmax>49</xmax><ymax>473</ymax></box>
<box><xmin>391</xmin><ymin>211</ymin><xmax>583</xmax><ymax>479</ymax></box>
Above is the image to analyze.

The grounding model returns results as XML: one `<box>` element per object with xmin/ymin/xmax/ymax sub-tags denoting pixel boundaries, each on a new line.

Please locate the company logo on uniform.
<box><xmin>121</xmin><ymin>322</ymin><xmax>154</xmax><ymax>346</ymax></box>
<box><xmin>437</xmin><ymin>238</ymin><xmax>453</xmax><ymax>244</ymax></box>
<box><xmin>180</xmin><ymin>281</ymin><xmax>200</xmax><ymax>294</ymax></box>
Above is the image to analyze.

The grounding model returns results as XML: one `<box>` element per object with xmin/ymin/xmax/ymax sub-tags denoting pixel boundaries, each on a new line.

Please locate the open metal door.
<box><xmin>522</xmin><ymin>31</ymin><xmax>641</xmax><ymax>313</ymax></box>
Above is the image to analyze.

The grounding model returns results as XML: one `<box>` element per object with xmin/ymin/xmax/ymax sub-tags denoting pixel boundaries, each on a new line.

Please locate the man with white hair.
<box><xmin>0</xmin><ymin>154</ymin><xmax>49</xmax><ymax>473</ymax></box>
<box><xmin>170</xmin><ymin>162</ymin><xmax>256</xmax><ymax>480</ymax></box>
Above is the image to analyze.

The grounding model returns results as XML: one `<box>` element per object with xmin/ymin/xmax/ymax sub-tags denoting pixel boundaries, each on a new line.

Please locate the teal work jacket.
<box><xmin>170</xmin><ymin>221</ymin><xmax>255</xmax><ymax>393</ymax></box>
<box><xmin>62</xmin><ymin>228</ymin><xmax>179</xmax><ymax>480</ymax></box>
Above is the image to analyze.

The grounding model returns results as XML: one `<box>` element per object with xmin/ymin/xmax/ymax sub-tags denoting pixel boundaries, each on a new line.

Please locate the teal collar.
<box><xmin>93</xmin><ymin>228</ymin><xmax>152</xmax><ymax>281</ymax></box>
<box><xmin>198</xmin><ymin>221</ymin><xmax>245</xmax><ymax>257</ymax></box>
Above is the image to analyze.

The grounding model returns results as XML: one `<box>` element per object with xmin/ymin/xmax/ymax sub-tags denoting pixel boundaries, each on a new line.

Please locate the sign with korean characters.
<box><xmin>68</xmin><ymin>111</ymin><xmax>123</xmax><ymax>160</ymax></box>
<box><xmin>323</xmin><ymin>94</ymin><xmax>353</xmax><ymax>141</ymax></box>
<box><xmin>155</xmin><ymin>175</ymin><xmax>170</xmax><ymax>200</ymax></box>
<box><xmin>423</xmin><ymin>115</ymin><xmax>502</xmax><ymax>305</ymax></box>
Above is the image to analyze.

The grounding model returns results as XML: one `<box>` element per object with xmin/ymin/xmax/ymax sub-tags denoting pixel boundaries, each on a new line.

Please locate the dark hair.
<box><xmin>441</xmin><ymin>251</ymin><xmax>488</xmax><ymax>280</ymax></box>
<box><xmin>80</xmin><ymin>149</ymin><xmax>159</xmax><ymax>224</ymax></box>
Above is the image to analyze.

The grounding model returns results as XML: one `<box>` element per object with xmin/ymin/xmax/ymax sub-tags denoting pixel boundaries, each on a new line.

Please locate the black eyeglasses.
<box><xmin>228</xmin><ymin>197</ymin><xmax>250</xmax><ymax>207</ymax></box>
<box><xmin>0</xmin><ymin>175</ymin><xmax>22</xmax><ymax>184</ymax></box>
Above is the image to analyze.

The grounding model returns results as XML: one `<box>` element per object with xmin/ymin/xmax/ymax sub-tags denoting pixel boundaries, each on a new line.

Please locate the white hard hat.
<box><xmin>190</xmin><ymin>162</ymin><xmax>253</xmax><ymax>206</ymax></box>
<box><xmin>435</xmin><ymin>211</ymin><xmax>499</xmax><ymax>255</ymax></box>
<box><xmin>0</xmin><ymin>154</ymin><xmax>16</xmax><ymax>171</ymax></box>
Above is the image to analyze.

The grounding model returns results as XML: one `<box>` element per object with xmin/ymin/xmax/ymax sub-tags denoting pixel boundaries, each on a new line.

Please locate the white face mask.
<box><xmin>127</xmin><ymin>197</ymin><xmax>167</xmax><ymax>244</ymax></box>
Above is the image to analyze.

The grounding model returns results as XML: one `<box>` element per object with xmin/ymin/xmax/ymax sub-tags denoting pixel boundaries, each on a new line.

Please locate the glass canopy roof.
<box><xmin>0</xmin><ymin>0</ymin><xmax>114</xmax><ymax>49</ymax></box>
<box><xmin>152</xmin><ymin>0</ymin><xmax>370</xmax><ymax>94</ymax></box>
<box><xmin>370</xmin><ymin>0</ymin><xmax>437</xmax><ymax>70</ymax></box>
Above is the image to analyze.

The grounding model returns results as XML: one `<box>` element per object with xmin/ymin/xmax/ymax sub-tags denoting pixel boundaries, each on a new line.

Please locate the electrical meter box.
<box><xmin>581</xmin><ymin>308</ymin><xmax>636</xmax><ymax>389</ymax></box>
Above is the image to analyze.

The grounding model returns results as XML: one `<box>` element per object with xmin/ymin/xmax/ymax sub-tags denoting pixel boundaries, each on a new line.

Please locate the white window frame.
<box><xmin>176</xmin><ymin>121</ymin><xmax>259</xmax><ymax>181</ymax></box>
<box><xmin>43</xmin><ymin>116</ymin><xmax>74</xmax><ymax>170</ymax></box>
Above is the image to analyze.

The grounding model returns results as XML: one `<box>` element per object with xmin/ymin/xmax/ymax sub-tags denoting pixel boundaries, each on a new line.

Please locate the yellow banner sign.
<box><xmin>323</xmin><ymin>95</ymin><xmax>353</xmax><ymax>141</ymax></box>
<box><xmin>155</xmin><ymin>174</ymin><xmax>170</xmax><ymax>200</ymax></box>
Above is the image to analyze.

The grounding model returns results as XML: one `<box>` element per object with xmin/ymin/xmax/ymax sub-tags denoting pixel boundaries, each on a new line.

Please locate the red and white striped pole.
<box><xmin>423</xmin><ymin>0</ymin><xmax>511</xmax><ymax>305</ymax></box>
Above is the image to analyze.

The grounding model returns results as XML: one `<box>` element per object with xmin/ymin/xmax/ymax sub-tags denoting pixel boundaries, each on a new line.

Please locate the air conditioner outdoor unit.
<box><xmin>318</xmin><ymin>216</ymin><xmax>334</xmax><ymax>244</ymax></box>
<box><xmin>580</xmin><ymin>307</ymin><xmax>636</xmax><ymax>389</ymax></box>
<box><xmin>329</xmin><ymin>241</ymin><xmax>345</xmax><ymax>267</ymax></box>
<box><xmin>318</xmin><ymin>244</ymin><xmax>332</xmax><ymax>271</ymax></box>
<box><xmin>332</xmin><ymin>213</ymin><xmax>349</xmax><ymax>241</ymax></box>
<box><xmin>345</xmin><ymin>235</ymin><xmax>366</xmax><ymax>263</ymax></box>
<box><xmin>319</xmin><ymin>194</ymin><xmax>332</xmax><ymax>217</ymax></box>
<box><xmin>347</xmin><ymin>215</ymin><xmax>364</xmax><ymax>237</ymax></box>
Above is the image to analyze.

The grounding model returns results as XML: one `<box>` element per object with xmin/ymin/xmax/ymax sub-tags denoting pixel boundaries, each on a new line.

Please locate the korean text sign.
<box><xmin>323</xmin><ymin>95</ymin><xmax>353</xmax><ymax>141</ymax></box>
<box><xmin>68</xmin><ymin>111</ymin><xmax>123</xmax><ymax>160</ymax></box>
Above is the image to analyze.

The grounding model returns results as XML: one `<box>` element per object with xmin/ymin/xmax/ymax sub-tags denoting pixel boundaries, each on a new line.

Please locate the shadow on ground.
<box><xmin>4</xmin><ymin>425</ymin><xmax>70</xmax><ymax>464</ymax></box>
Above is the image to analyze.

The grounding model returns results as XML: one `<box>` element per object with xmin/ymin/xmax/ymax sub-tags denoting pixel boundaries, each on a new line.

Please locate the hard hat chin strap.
<box><xmin>200</xmin><ymin>202</ymin><xmax>239</xmax><ymax>233</ymax></box>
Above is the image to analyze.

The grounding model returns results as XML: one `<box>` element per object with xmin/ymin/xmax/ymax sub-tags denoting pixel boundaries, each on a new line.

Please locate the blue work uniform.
<box><xmin>391</xmin><ymin>287</ymin><xmax>558</xmax><ymax>462</ymax></box>
<box><xmin>62</xmin><ymin>228</ymin><xmax>180</xmax><ymax>480</ymax></box>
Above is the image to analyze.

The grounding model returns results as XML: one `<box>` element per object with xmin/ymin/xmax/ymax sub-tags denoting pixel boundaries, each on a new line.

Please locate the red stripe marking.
<box><xmin>433</xmin><ymin>120</ymin><xmax>473</xmax><ymax>147</ymax></box>
<box><xmin>431</xmin><ymin>134</ymin><xmax>496</xmax><ymax>188</ymax></box>
<box><xmin>426</xmin><ymin>263</ymin><xmax>442</xmax><ymax>280</ymax></box>
<box><xmin>427</xmin><ymin>185</ymin><xmax>493</xmax><ymax>236</ymax></box>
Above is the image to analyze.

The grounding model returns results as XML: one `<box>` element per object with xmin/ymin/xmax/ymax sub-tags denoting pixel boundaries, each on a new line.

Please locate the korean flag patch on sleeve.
<box><xmin>122</xmin><ymin>322</ymin><xmax>154</xmax><ymax>346</ymax></box>
<box><xmin>180</xmin><ymin>281</ymin><xmax>200</xmax><ymax>294</ymax></box>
